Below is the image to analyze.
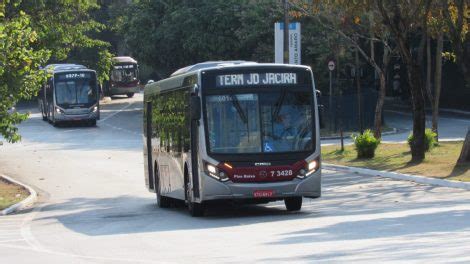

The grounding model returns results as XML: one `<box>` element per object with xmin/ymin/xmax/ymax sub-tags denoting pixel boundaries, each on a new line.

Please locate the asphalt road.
<box><xmin>1</xmin><ymin>94</ymin><xmax>469</xmax><ymax>263</ymax></box>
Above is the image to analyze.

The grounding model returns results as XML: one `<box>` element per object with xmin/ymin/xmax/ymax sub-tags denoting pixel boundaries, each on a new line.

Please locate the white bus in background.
<box><xmin>38</xmin><ymin>64</ymin><xmax>100</xmax><ymax>126</ymax></box>
<box><xmin>143</xmin><ymin>61</ymin><xmax>321</xmax><ymax>216</ymax></box>
<box><xmin>103</xmin><ymin>56</ymin><xmax>140</xmax><ymax>98</ymax></box>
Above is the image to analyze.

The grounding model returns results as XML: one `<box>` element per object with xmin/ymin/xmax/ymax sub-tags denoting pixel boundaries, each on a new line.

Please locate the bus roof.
<box><xmin>170</xmin><ymin>61</ymin><xmax>256</xmax><ymax>77</ymax></box>
<box><xmin>113</xmin><ymin>56</ymin><xmax>137</xmax><ymax>64</ymax></box>
<box><xmin>44</xmin><ymin>64</ymin><xmax>92</xmax><ymax>73</ymax></box>
<box><xmin>145</xmin><ymin>63</ymin><xmax>311</xmax><ymax>97</ymax></box>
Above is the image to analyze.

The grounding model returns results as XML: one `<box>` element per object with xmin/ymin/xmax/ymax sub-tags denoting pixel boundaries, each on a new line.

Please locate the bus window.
<box><xmin>206</xmin><ymin>94</ymin><xmax>261</xmax><ymax>153</ymax></box>
<box><xmin>261</xmin><ymin>91</ymin><xmax>313</xmax><ymax>152</ymax></box>
<box><xmin>205</xmin><ymin>91</ymin><xmax>313</xmax><ymax>153</ymax></box>
<box><xmin>55</xmin><ymin>73</ymin><xmax>97</xmax><ymax>106</ymax></box>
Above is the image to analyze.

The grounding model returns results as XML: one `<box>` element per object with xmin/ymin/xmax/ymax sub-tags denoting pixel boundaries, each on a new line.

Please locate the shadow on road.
<box><xmin>33</xmin><ymin>175</ymin><xmax>470</xmax><ymax>238</ymax></box>
<box><xmin>34</xmin><ymin>195</ymin><xmax>309</xmax><ymax>236</ymax></box>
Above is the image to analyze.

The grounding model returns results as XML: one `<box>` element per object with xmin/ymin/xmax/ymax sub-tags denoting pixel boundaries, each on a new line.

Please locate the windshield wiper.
<box><xmin>230</xmin><ymin>94</ymin><xmax>248</xmax><ymax>124</ymax></box>
<box><xmin>273</xmin><ymin>88</ymin><xmax>287</xmax><ymax>120</ymax></box>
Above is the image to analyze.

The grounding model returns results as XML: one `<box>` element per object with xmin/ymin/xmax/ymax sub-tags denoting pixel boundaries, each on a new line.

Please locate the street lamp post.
<box><xmin>283</xmin><ymin>0</ymin><xmax>289</xmax><ymax>64</ymax></box>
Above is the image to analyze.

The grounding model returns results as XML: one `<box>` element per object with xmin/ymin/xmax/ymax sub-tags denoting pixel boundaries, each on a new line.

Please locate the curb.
<box><xmin>1</xmin><ymin>174</ymin><xmax>38</xmax><ymax>215</ymax></box>
<box><xmin>323</xmin><ymin>163</ymin><xmax>470</xmax><ymax>191</ymax></box>
<box><xmin>320</xmin><ymin>128</ymin><xmax>398</xmax><ymax>140</ymax></box>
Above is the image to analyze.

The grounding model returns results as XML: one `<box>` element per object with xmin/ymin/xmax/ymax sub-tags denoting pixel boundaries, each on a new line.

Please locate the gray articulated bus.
<box><xmin>143</xmin><ymin>61</ymin><xmax>321</xmax><ymax>216</ymax></box>
<box><xmin>38</xmin><ymin>64</ymin><xmax>100</xmax><ymax>126</ymax></box>
<box><xmin>103</xmin><ymin>56</ymin><xmax>140</xmax><ymax>98</ymax></box>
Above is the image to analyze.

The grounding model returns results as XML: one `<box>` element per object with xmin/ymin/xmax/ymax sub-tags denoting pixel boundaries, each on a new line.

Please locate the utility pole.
<box><xmin>283</xmin><ymin>0</ymin><xmax>289</xmax><ymax>64</ymax></box>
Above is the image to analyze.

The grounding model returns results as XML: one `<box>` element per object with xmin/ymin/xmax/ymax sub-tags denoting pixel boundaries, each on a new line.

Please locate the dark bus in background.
<box><xmin>104</xmin><ymin>56</ymin><xmax>139</xmax><ymax>98</ymax></box>
<box><xmin>38</xmin><ymin>64</ymin><xmax>100</xmax><ymax>126</ymax></box>
<box><xmin>143</xmin><ymin>61</ymin><xmax>321</xmax><ymax>216</ymax></box>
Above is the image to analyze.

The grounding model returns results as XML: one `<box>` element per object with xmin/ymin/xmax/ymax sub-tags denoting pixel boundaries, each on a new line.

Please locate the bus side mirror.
<box><xmin>190</xmin><ymin>96</ymin><xmax>201</xmax><ymax>120</ymax></box>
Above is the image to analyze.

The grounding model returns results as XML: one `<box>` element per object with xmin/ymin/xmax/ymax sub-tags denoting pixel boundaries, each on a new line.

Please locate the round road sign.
<box><xmin>328</xmin><ymin>61</ymin><xmax>335</xmax><ymax>71</ymax></box>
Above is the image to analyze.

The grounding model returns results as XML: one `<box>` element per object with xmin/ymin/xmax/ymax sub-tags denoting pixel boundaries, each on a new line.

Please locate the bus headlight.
<box><xmin>308</xmin><ymin>160</ymin><xmax>318</xmax><ymax>171</ymax></box>
<box><xmin>55</xmin><ymin>107</ymin><xmax>64</xmax><ymax>114</ymax></box>
<box><xmin>204</xmin><ymin>161</ymin><xmax>229</xmax><ymax>182</ymax></box>
<box><xmin>207</xmin><ymin>164</ymin><xmax>217</xmax><ymax>174</ymax></box>
<box><xmin>297</xmin><ymin>158</ymin><xmax>320</xmax><ymax>179</ymax></box>
<box><xmin>93</xmin><ymin>106</ymin><xmax>98</xmax><ymax>112</ymax></box>
<box><xmin>306</xmin><ymin>159</ymin><xmax>320</xmax><ymax>176</ymax></box>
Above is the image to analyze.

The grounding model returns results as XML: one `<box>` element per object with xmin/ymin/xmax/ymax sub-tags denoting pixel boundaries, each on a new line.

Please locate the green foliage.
<box><xmin>407</xmin><ymin>128</ymin><xmax>438</xmax><ymax>152</ymax></box>
<box><xmin>0</xmin><ymin>11</ymin><xmax>50</xmax><ymax>143</ymax></box>
<box><xmin>12</xmin><ymin>0</ymin><xmax>114</xmax><ymax>83</ymax></box>
<box><xmin>1</xmin><ymin>0</ymin><xmax>113</xmax><ymax>143</ymax></box>
<box><xmin>352</xmin><ymin>129</ymin><xmax>381</xmax><ymax>159</ymax></box>
<box><xmin>117</xmin><ymin>0</ymin><xmax>281</xmax><ymax>75</ymax></box>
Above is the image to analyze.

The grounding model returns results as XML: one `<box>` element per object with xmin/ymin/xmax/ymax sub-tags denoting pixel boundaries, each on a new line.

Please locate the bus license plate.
<box><xmin>253</xmin><ymin>190</ymin><xmax>274</xmax><ymax>198</ymax></box>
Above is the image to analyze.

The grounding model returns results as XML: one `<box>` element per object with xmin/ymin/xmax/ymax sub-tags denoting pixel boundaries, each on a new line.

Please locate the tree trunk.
<box><xmin>425</xmin><ymin>35</ymin><xmax>433</xmax><ymax>105</ymax></box>
<box><xmin>409</xmin><ymin>64</ymin><xmax>427</xmax><ymax>162</ymax></box>
<box><xmin>373</xmin><ymin>46</ymin><xmax>390</xmax><ymax>139</ymax></box>
<box><xmin>374</xmin><ymin>71</ymin><xmax>386</xmax><ymax>139</ymax></box>
<box><xmin>376</xmin><ymin>0</ymin><xmax>428</xmax><ymax>161</ymax></box>
<box><xmin>459</xmin><ymin>38</ymin><xmax>470</xmax><ymax>89</ymax></box>
<box><xmin>432</xmin><ymin>33</ymin><xmax>443</xmax><ymax>140</ymax></box>
<box><xmin>458</xmin><ymin>128</ymin><xmax>470</xmax><ymax>164</ymax></box>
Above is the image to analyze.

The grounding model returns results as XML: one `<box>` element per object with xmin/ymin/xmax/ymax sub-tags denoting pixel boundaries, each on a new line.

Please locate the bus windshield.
<box><xmin>205</xmin><ymin>90</ymin><xmax>313</xmax><ymax>153</ymax></box>
<box><xmin>55</xmin><ymin>72</ymin><xmax>97</xmax><ymax>107</ymax></box>
<box><xmin>111</xmin><ymin>65</ymin><xmax>137</xmax><ymax>83</ymax></box>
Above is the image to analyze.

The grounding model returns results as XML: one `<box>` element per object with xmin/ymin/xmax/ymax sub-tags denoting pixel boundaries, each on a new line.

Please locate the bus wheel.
<box><xmin>154</xmin><ymin>169</ymin><xmax>171</xmax><ymax>208</ymax></box>
<box><xmin>126</xmin><ymin>93</ymin><xmax>134</xmax><ymax>98</ymax></box>
<box><xmin>284</xmin><ymin>197</ymin><xmax>302</xmax><ymax>211</ymax></box>
<box><xmin>185</xmin><ymin>181</ymin><xmax>204</xmax><ymax>217</ymax></box>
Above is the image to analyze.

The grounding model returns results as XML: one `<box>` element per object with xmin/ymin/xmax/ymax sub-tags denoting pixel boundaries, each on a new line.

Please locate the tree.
<box><xmin>11</xmin><ymin>0</ymin><xmax>114</xmax><ymax>83</ymax></box>
<box><xmin>0</xmin><ymin>6</ymin><xmax>50</xmax><ymax>142</ymax></box>
<box><xmin>290</xmin><ymin>0</ymin><xmax>395</xmax><ymax>139</ymax></box>
<box><xmin>458</xmin><ymin>128</ymin><xmax>470</xmax><ymax>163</ymax></box>
<box><xmin>425</xmin><ymin>1</ymin><xmax>447</xmax><ymax>140</ymax></box>
<box><xmin>1</xmin><ymin>0</ymin><xmax>113</xmax><ymax>142</ymax></box>
<box><xmin>443</xmin><ymin>0</ymin><xmax>470</xmax><ymax>89</ymax></box>
<box><xmin>376</xmin><ymin>0</ymin><xmax>433</xmax><ymax>161</ymax></box>
<box><xmin>117</xmin><ymin>0</ymin><xmax>282</xmax><ymax>75</ymax></box>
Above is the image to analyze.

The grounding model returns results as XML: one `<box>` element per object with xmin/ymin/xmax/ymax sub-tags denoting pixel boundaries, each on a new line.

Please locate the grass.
<box><xmin>0</xmin><ymin>178</ymin><xmax>29</xmax><ymax>210</ymax></box>
<box><xmin>322</xmin><ymin>141</ymin><xmax>470</xmax><ymax>182</ymax></box>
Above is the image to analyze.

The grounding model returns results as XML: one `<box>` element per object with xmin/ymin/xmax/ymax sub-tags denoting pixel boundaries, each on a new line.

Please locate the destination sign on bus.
<box><xmin>216</xmin><ymin>73</ymin><xmax>297</xmax><ymax>87</ymax></box>
<box><xmin>56</xmin><ymin>73</ymin><xmax>92</xmax><ymax>80</ymax></box>
<box><xmin>114</xmin><ymin>64</ymin><xmax>134</xmax><ymax>69</ymax></box>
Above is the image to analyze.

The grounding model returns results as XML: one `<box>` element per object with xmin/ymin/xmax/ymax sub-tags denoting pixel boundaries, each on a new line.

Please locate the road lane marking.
<box><xmin>0</xmin><ymin>239</ymin><xmax>26</xmax><ymax>243</ymax></box>
<box><xmin>20</xmin><ymin>205</ymin><xmax>44</xmax><ymax>251</ymax></box>
<box><xmin>99</xmin><ymin>101</ymin><xmax>139</xmax><ymax>123</ymax></box>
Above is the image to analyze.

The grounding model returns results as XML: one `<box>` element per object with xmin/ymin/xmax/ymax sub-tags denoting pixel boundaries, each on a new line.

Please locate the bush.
<box><xmin>352</xmin><ymin>129</ymin><xmax>381</xmax><ymax>159</ymax></box>
<box><xmin>407</xmin><ymin>128</ymin><xmax>437</xmax><ymax>152</ymax></box>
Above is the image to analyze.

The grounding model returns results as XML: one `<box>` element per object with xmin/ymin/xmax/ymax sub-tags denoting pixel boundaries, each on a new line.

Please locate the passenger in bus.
<box><xmin>77</xmin><ymin>81</ymin><xmax>91</xmax><ymax>103</ymax></box>
<box><xmin>272</xmin><ymin>111</ymin><xmax>299</xmax><ymax>151</ymax></box>
<box><xmin>276</xmin><ymin>112</ymin><xmax>297</xmax><ymax>138</ymax></box>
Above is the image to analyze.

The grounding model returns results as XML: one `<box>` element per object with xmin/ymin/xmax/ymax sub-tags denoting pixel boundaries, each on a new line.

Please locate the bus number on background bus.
<box><xmin>65</xmin><ymin>73</ymin><xmax>87</xmax><ymax>79</ymax></box>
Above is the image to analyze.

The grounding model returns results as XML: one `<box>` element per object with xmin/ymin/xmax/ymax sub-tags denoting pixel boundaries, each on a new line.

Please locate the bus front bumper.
<box><xmin>55</xmin><ymin>111</ymin><xmax>98</xmax><ymax>121</ymax></box>
<box><xmin>199</xmin><ymin>169</ymin><xmax>321</xmax><ymax>201</ymax></box>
